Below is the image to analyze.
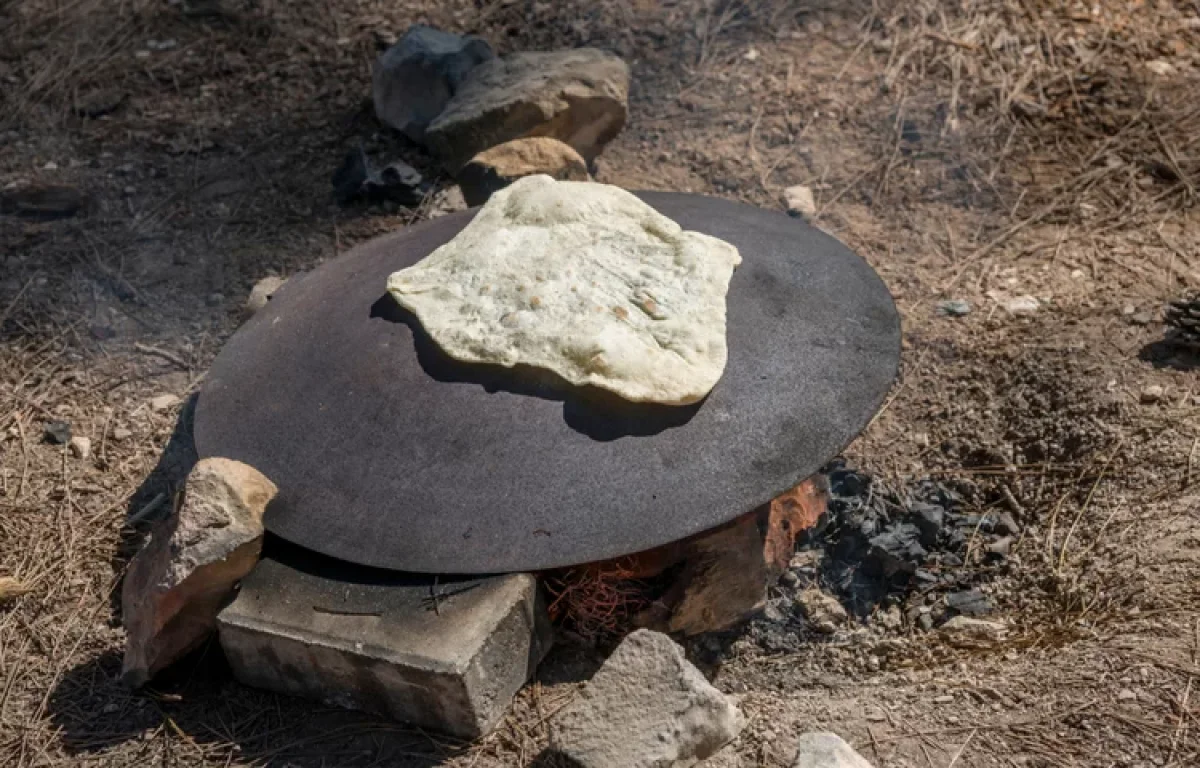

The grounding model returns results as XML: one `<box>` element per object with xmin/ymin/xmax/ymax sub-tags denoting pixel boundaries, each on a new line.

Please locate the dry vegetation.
<box><xmin>2</xmin><ymin>0</ymin><xmax>1199</xmax><ymax>766</ymax></box>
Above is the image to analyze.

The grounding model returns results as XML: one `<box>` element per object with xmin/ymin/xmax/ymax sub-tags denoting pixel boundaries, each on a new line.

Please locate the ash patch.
<box><xmin>740</xmin><ymin>461</ymin><xmax>1016</xmax><ymax>654</ymax></box>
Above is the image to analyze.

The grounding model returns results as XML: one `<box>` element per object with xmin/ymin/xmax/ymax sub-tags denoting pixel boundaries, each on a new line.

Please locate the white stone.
<box><xmin>783</xmin><ymin>185</ymin><xmax>816</xmax><ymax>216</ymax></box>
<box><xmin>792</xmin><ymin>732</ymin><xmax>876</xmax><ymax>768</ymax></box>
<box><xmin>68</xmin><ymin>435</ymin><xmax>92</xmax><ymax>460</ymax></box>
<box><xmin>1146</xmin><ymin>59</ymin><xmax>1176</xmax><ymax>76</ymax></box>
<box><xmin>549</xmin><ymin>629</ymin><xmax>745</xmax><ymax>767</ymax></box>
<box><xmin>149</xmin><ymin>394</ymin><xmax>180</xmax><ymax>412</ymax></box>
<box><xmin>939</xmin><ymin>615</ymin><xmax>1007</xmax><ymax>641</ymax></box>
<box><xmin>1001</xmin><ymin>295</ymin><xmax>1039</xmax><ymax>315</ymax></box>
<box><xmin>387</xmin><ymin>176</ymin><xmax>742</xmax><ymax>405</ymax></box>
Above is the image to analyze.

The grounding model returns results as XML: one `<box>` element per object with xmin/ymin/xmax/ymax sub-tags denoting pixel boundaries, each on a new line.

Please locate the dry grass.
<box><xmin>2</xmin><ymin>0</ymin><xmax>1199</xmax><ymax>766</ymax></box>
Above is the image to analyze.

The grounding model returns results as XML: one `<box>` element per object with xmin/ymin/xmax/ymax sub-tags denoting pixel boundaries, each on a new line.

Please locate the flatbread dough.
<box><xmin>386</xmin><ymin>175</ymin><xmax>742</xmax><ymax>405</ymax></box>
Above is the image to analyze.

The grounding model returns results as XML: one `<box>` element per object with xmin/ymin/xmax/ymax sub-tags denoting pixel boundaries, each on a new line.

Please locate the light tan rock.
<box><xmin>0</xmin><ymin>576</ymin><xmax>31</xmax><ymax>606</ymax></box>
<box><xmin>425</xmin><ymin>49</ymin><xmax>629</xmax><ymax>171</ymax></box>
<box><xmin>458</xmin><ymin>137</ymin><xmax>589</xmax><ymax>206</ymax></box>
<box><xmin>549</xmin><ymin>629</ymin><xmax>745</xmax><ymax>767</ymax></box>
<box><xmin>245</xmin><ymin>275</ymin><xmax>287</xmax><ymax>315</ymax></box>
<box><xmin>783</xmin><ymin>184</ymin><xmax>816</xmax><ymax>217</ymax></box>
<box><xmin>121</xmin><ymin>458</ymin><xmax>277</xmax><ymax>686</ymax></box>
<box><xmin>796</xmin><ymin>589</ymin><xmax>847</xmax><ymax>634</ymax></box>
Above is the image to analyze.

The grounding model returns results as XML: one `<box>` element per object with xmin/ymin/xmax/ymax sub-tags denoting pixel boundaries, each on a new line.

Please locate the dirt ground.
<box><xmin>2</xmin><ymin>0</ymin><xmax>1199</xmax><ymax>766</ymax></box>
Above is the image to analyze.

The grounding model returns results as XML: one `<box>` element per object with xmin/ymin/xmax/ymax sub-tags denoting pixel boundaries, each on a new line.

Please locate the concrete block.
<box><xmin>217</xmin><ymin>542</ymin><xmax>552</xmax><ymax>738</ymax></box>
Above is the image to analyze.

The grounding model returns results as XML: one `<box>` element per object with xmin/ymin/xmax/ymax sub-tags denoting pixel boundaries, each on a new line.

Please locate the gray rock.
<box><xmin>426</xmin><ymin>49</ymin><xmax>629</xmax><ymax>172</ymax></box>
<box><xmin>792</xmin><ymin>732</ymin><xmax>876</xmax><ymax>768</ymax></box>
<box><xmin>372</xmin><ymin>25</ymin><xmax>494</xmax><ymax>143</ymax></box>
<box><xmin>122</xmin><ymin>458</ymin><xmax>277</xmax><ymax>686</ymax></box>
<box><xmin>936</xmin><ymin>299</ymin><xmax>971</xmax><ymax>317</ymax></box>
<box><xmin>549</xmin><ymin>629</ymin><xmax>745</xmax><ymax>767</ymax></box>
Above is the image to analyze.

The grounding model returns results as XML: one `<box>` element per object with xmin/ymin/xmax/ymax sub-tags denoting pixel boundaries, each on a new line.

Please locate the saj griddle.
<box><xmin>194</xmin><ymin>192</ymin><xmax>901</xmax><ymax>574</ymax></box>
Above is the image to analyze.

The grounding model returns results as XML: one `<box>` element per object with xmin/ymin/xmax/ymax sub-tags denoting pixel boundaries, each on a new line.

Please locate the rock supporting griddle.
<box><xmin>122</xmin><ymin>458</ymin><xmax>277</xmax><ymax>686</ymax></box>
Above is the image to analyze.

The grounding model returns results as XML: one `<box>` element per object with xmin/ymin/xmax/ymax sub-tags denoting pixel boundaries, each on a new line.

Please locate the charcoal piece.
<box><xmin>866</xmin><ymin>523</ymin><xmax>926</xmax><ymax>579</ymax></box>
<box><xmin>946</xmin><ymin>588</ymin><xmax>993</xmax><ymax>616</ymax></box>
<box><xmin>332</xmin><ymin>146</ymin><xmax>430</xmax><ymax>206</ymax></box>
<box><xmin>44</xmin><ymin>421</ymin><xmax>72</xmax><ymax>445</ymax></box>
<box><xmin>908</xmin><ymin>502</ymin><xmax>944</xmax><ymax>547</ymax></box>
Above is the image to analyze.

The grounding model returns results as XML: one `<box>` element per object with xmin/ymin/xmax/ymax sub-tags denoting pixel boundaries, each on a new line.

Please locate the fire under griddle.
<box><xmin>194</xmin><ymin>192</ymin><xmax>901</xmax><ymax>574</ymax></box>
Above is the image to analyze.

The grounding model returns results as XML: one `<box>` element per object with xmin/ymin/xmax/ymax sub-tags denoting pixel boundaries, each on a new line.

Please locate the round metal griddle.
<box><xmin>195</xmin><ymin>192</ymin><xmax>901</xmax><ymax>574</ymax></box>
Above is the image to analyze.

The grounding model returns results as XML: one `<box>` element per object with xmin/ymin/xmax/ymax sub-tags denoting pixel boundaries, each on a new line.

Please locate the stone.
<box><xmin>986</xmin><ymin>536</ymin><xmax>1012</xmax><ymax>559</ymax></box>
<box><xmin>121</xmin><ymin>458</ymin><xmax>277</xmax><ymax>686</ymax></box>
<box><xmin>69</xmin><ymin>435</ymin><xmax>92</xmax><ymax>460</ymax></box>
<box><xmin>993</xmin><ymin>510</ymin><xmax>1020</xmax><ymax>536</ymax></box>
<box><xmin>149</xmin><ymin>394</ymin><xmax>180</xmax><ymax>413</ymax></box>
<box><xmin>112</xmin><ymin>426</ymin><xmax>133</xmax><ymax>441</ymax></box>
<box><xmin>1140</xmin><ymin>384</ymin><xmax>1165</xmax><ymax>404</ymax></box>
<box><xmin>245</xmin><ymin>276</ymin><xmax>287</xmax><ymax>315</ymax></box>
<box><xmin>1146</xmin><ymin>59</ymin><xmax>1176</xmax><ymax>76</ymax></box>
<box><xmin>0</xmin><ymin>576</ymin><xmax>31</xmax><ymax>605</ymax></box>
<box><xmin>939</xmin><ymin>615</ymin><xmax>1007</xmax><ymax>642</ymax></box>
<box><xmin>372</xmin><ymin>25</ymin><xmax>495</xmax><ymax>143</ymax></box>
<box><xmin>43</xmin><ymin>420</ymin><xmax>71</xmax><ymax>445</ymax></box>
<box><xmin>791</xmin><ymin>731</ymin><xmax>875</xmax><ymax>768</ymax></box>
<box><xmin>218</xmin><ymin>555</ymin><xmax>550</xmax><ymax>738</ymax></box>
<box><xmin>1001</xmin><ymin>295</ymin><xmax>1039</xmax><ymax>315</ymax></box>
<box><xmin>549</xmin><ymin>629</ymin><xmax>745</xmax><ymax>767</ymax></box>
<box><xmin>936</xmin><ymin>299</ymin><xmax>971</xmax><ymax>317</ymax></box>
<box><xmin>458</xmin><ymin>137</ymin><xmax>589</xmax><ymax>206</ymax></box>
<box><xmin>425</xmin><ymin>48</ymin><xmax>630</xmax><ymax>171</ymax></box>
<box><xmin>783</xmin><ymin>185</ymin><xmax>816</xmax><ymax>217</ymax></box>
<box><xmin>796</xmin><ymin>589</ymin><xmax>847</xmax><ymax>634</ymax></box>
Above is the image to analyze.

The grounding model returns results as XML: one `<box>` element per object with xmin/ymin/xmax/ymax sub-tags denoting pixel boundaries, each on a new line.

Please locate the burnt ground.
<box><xmin>2</xmin><ymin>1</ymin><xmax>1200</xmax><ymax>766</ymax></box>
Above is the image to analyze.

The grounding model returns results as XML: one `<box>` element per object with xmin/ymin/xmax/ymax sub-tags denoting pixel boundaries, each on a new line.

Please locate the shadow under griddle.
<box><xmin>369</xmin><ymin>295</ymin><xmax>703</xmax><ymax>442</ymax></box>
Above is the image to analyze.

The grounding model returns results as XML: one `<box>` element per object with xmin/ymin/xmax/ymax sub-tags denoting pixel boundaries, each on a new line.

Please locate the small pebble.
<box><xmin>936</xmin><ymin>299</ymin><xmax>971</xmax><ymax>317</ymax></box>
<box><xmin>1140</xmin><ymin>385</ymin><xmax>1164</xmax><ymax>404</ymax></box>
<box><xmin>933</xmin><ymin>694</ymin><xmax>954</xmax><ymax>703</ymax></box>
<box><xmin>69</xmin><ymin>435</ymin><xmax>92</xmax><ymax>460</ymax></box>
<box><xmin>1117</xmin><ymin>688</ymin><xmax>1137</xmax><ymax>701</ymax></box>
<box><xmin>112</xmin><ymin>426</ymin><xmax>133</xmax><ymax>441</ymax></box>
<box><xmin>783</xmin><ymin>184</ymin><xmax>816</xmax><ymax>217</ymax></box>
<box><xmin>149</xmin><ymin>394</ymin><xmax>181</xmax><ymax>412</ymax></box>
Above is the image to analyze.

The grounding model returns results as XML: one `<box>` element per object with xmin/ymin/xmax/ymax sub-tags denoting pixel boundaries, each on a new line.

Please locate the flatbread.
<box><xmin>386</xmin><ymin>175</ymin><xmax>742</xmax><ymax>405</ymax></box>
